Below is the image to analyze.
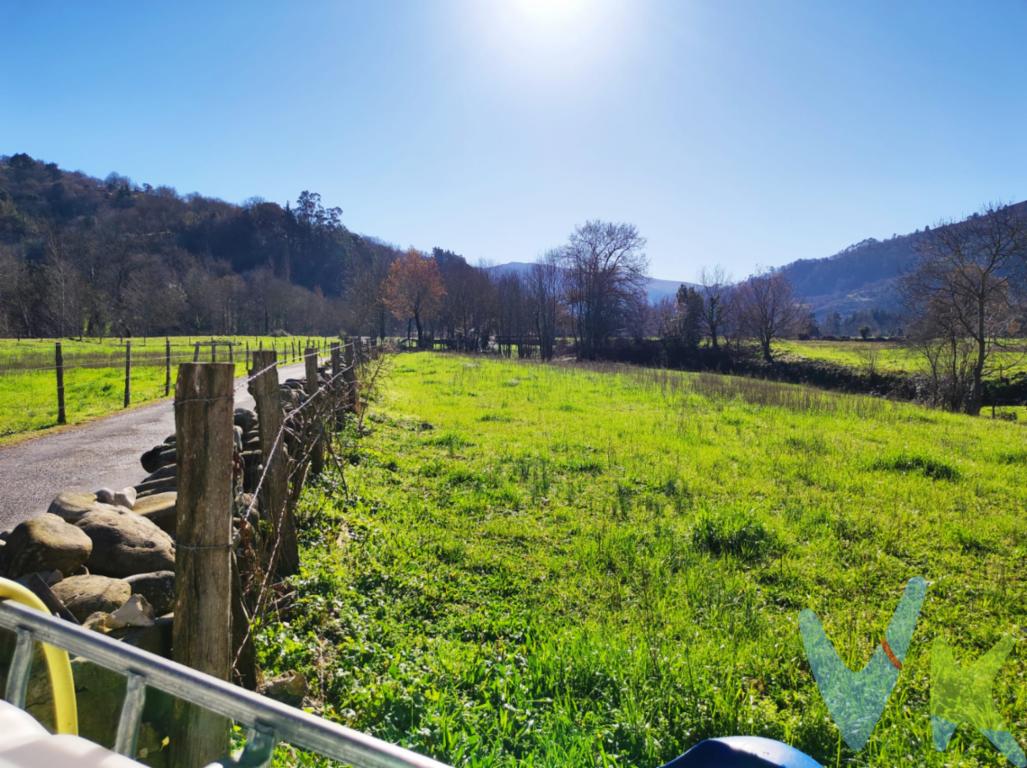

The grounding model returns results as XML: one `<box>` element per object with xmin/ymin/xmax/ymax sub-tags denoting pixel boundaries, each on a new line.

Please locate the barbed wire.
<box><xmin>232</xmin><ymin>354</ymin><xmax>366</xmax><ymax>670</ymax></box>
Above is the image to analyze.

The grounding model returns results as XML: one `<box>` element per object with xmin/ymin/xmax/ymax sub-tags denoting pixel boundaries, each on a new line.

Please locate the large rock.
<box><xmin>260</xmin><ymin>670</ymin><xmax>308</xmax><ymax>707</ymax></box>
<box><xmin>141</xmin><ymin>444</ymin><xmax>176</xmax><ymax>474</ymax></box>
<box><xmin>132</xmin><ymin>492</ymin><xmax>177</xmax><ymax>536</ymax></box>
<box><xmin>46</xmin><ymin>491</ymin><xmax>97</xmax><ymax>522</ymax></box>
<box><xmin>125</xmin><ymin>571</ymin><xmax>175</xmax><ymax>615</ymax></box>
<box><xmin>0</xmin><ymin>514</ymin><xmax>92</xmax><ymax>578</ymax></box>
<box><xmin>51</xmin><ymin>574</ymin><xmax>131</xmax><ymax>621</ymax></box>
<box><xmin>95</xmin><ymin>486</ymin><xmax>138</xmax><ymax>510</ymax></box>
<box><xmin>75</xmin><ymin>507</ymin><xmax>175</xmax><ymax>577</ymax></box>
<box><xmin>114</xmin><ymin>487</ymin><xmax>137</xmax><ymax>510</ymax></box>
<box><xmin>234</xmin><ymin>408</ymin><xmax>257</xmax><ymax>432</ymax></box>
<box><xmin>136</xmin><ymin>480</ymin><xmax>177</xmax><ymax>500</ymax></box>
<box><xmin>145</xmin><ymin>465</ymin><xmax>178</xmax><ymax>483</ymax></box>
<box><xmin>47</xmin><ymin>492</ymin><xmax>128</xmax><ymax>525</ymax></box>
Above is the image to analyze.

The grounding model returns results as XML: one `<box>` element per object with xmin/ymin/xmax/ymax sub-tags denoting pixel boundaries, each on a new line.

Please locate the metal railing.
<box><xmin>0</xmin><ymin>599</ymin><xmax>450</xmax><ymax>768</ymax></box>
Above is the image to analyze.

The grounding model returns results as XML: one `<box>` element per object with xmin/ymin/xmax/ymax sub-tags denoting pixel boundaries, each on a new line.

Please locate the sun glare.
<box><xmin>463</xmin><ymin>0</ymin><xmax>631</xmax><ymax>86</ymax></box>
<box><xmin>511</xmin><ymin>0</ymin><xmax>587</xmax><ymax>26</ymax></box>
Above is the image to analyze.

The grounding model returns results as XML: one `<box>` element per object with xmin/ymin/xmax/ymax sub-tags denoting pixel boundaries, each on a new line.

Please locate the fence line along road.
<box><xmin>0</xmin><ymin>362</ymin><xmax>308</xmax><ymax>533</ymax></box>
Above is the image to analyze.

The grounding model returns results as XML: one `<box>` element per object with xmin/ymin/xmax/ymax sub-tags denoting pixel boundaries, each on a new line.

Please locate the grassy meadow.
<box><xmin>262</xmin><ymin>352</ymin><xmax>1027</xmax><ymax>767</ymax></box>
<box><xmin>777</xmin><ymin>338</ymin><xmax>1027</xmax><ymax>379</ymax></box>
<box><xmin>0</xmin><ymin>336</ymin><xmax>329</xmax><ymax>444</ymax></box>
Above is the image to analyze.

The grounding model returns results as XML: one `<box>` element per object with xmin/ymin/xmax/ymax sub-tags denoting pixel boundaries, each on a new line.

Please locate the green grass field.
<box><xmin>776</xmin><ymin>338</ymin><xmax>1027</xmax><ymax>379</ymax></box>
<box><xmin>0</xmin><ymin>336</ymin><xmax>330</xmax><ymax>444</ymax></box>
<box><xmin>262</xmin><ymin>353</ymin><xmax>1027</xmax><ymax>767</ymax></box>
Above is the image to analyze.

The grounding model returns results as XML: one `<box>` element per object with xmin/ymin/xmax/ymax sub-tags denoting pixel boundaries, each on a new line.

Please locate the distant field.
<box><xmin>0</xmin><ymin>336</ymin><xmax>331</xmax><ymax>444</ymax></box>
<box><xmin>263</xmin><ymin>353</ymin><xmax>1027</xmax><ymax>767</ymax></box>
<box><xmin>777</xmin><ymin>338</ymin><xmax>1027</xmax><ymax>379</ymax></box>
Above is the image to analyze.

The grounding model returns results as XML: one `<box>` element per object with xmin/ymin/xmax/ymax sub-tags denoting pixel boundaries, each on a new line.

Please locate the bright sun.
<box><xmin>511</xmin><ymin>0</ymin><xmax>587</xmax><ymax>26</ymax></box>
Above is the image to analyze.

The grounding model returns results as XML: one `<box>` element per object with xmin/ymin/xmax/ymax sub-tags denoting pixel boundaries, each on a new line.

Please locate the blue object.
<box><xmin>661</xmin><ymin>737</ymin><xmax>823</xmax><ymax>768</ymax></box>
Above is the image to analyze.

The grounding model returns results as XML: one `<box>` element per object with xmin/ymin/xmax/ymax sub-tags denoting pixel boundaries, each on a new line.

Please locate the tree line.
<box><xmin>380</xmin><ymin>206</ymin><xmax>1027</xmax><ymax>417</ymax></box>
<box><xmin>0</xmin><ymin>154</ymin><xmax>404</xmax><ymax>339</ymax></box>
<box><xmin>4</xmin><ymin>154</ymin><xmax>1026</xmax><ymax>415</ymax></box>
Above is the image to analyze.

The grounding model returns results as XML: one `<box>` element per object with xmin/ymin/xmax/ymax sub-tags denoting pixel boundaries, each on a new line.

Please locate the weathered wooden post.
<box><xmin>245</xmin><ymin>341</ymin><xmax>250</xmax><ymax>368</ymax></box>
<box><xmin>193</xmin><ymin>342</ymin><xmax>200</xmax><ymax>362</ymax></box>
<box><xmin>342</xmin><ymin>338</ymin><xmax>358</xmax><ymax>414</ymax></box>
<box><xmin>228</xmin><ymin>342</ymin><xmax>234</xmax><ymax>364</ymax></box>
<box><xmin>171</xmin><ymin>362</ymin><xmax>234</xmax><ymax>768</ymax></box>
<box><xmin>330</xmin><ymin>342</ymin><xmax>343</xmax><ymax>425</ymax></box>
<box><xmin>305</xmin><ymin>346</ymin><xmax>324</xmax><ymax>476</ymax></box>
<box><xmin>55</xmin><ymin>342</ymin><xmax>66</xmax><ymax>425</ymax></box>
<box><xmin>211</xmin><ymin>340</ymin><xmax>217</xmax><ymax>363</ymax></box>
<box><xmin>164</xmin><ymin>337</ymin><xmax>171</xmax><ymax>396</ymax></box>
<box><xmin>249</xmin><ymin>350</ymin><xmax>298</xmax><ymax>576</ymax></box>
<box><xmin>330</xmin><ymin>341</ymin><xmax>342</xmax><ymax>380</ymax></box>
<box><xmin>123</xmin><ymin>340</ymin><xmax>132</xmax><ymax>408</ymax></box>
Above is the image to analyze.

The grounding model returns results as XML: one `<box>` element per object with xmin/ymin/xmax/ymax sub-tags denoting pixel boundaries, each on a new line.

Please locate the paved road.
<box><xmin>0</xmin><ymin>363</ymin><xmax>307</xmax><ymax>532</ymax></box>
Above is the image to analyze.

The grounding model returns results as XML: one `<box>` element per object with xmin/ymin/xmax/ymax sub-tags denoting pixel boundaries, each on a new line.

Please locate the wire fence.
<box><xmin>0</xmin><ymin>337</ymin><xmax>350</xmax><ymax>435</ymax></box>
<box><xmin>0</xmin><ymin>336</ymin><xmax>338</xmax><ymax>374</ymax></box>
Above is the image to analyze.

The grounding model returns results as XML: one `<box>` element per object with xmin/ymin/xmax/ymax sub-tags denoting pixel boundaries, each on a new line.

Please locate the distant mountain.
<box><xmin>779</xmin><ymin>200</ymin><xmax>1027</xmax><ymax>318</ymax></box>
<box><xmin>490</xmin><ymin>201</ymin><xmax>1027</xmax><ymax>320</ymax></box>
<box><xmin>486</xmin><ymin>262</ymin><xmax>691</xmax><ymax>304</ymax></box>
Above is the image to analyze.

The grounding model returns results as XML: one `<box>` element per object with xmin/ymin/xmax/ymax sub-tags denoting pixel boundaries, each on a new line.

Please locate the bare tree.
<box><xmin>903</xmin><ymin>203</ymin><xmax>1027</xmax><ymax>414</ymax></box>
<box><xmin>526</xmin><ymin>250</ymin><xmax>562</xmax><ymax>361</ymax></box>
<box><xmin>559</xmin><ymin>221</ymin><xmax>648</xmax><ymax>359</ymax></box>
<box><xmin>698</xmin><ymin>265</ymin><xmax>731</xmax><ymax>349</ymax></box>
<box><xmin>735</xmin><ymin>268</ymin><xmax>801</xmax><ymax>362</ymax></box>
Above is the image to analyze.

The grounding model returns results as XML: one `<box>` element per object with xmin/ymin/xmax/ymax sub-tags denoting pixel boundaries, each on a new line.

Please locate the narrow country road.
<box><xmin>0</xmin><ymin>362</ymin><xmax>307</xmax><ymax>532</ymax></box>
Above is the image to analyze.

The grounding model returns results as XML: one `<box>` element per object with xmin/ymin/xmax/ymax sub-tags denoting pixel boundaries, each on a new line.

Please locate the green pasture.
<box><xmin>776</xmin><ymin>339</ymin><xmax>1027</xmax><ymax>379</ymax></box>
<box><xmin>0</xmin><ymin>336</ymin><xmax>330</xmax><ymax>444</ymax></box>
<box><xmin>261</xmin><ymin>353</ymin><xmax>1027</xmax><ymax>767</ymax></box>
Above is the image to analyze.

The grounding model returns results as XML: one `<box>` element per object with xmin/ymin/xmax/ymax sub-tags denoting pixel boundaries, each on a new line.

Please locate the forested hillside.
<box><xmin>0</xmin><ymin>153</ymin><xmax>406</xmax><ymax>337</ymax></box>
<box><xmin>778</xmin><ymin>200</ymin><xmax>1027</xmax><ymax>317</ymax></box>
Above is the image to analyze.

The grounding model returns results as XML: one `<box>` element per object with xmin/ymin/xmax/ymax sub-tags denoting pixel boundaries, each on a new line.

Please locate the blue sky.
<box><xmin>2</xmin><ymin>1</ymin><xmax>1026</xmax><ymax>281</ymax></box>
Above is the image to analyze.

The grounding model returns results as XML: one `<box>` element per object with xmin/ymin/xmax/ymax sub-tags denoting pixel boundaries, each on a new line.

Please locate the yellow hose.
<box><xmin>0</xmin><ymin>577</ymin><xmax>78</xmax><ymax>735</ymax></box>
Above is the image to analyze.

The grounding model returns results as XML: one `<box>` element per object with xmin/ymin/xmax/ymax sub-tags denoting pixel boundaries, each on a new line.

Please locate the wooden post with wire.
<box><xmin>330</xmin><ymin>341</ymin><xmax>343</xmax><ymax>426</ymax></box>
<box><xmin>123</xmin><ymin>341</ymin><xmax>132</xmax><ymax>408</ymax></box>
<box><xmin>249</xmin><ymin>350</ymin><xmax>298</xmax><ymax>576</ymax></box>
<box><xmin>342</xmin><ymin>338</ymin><xmax>358</xmax><ymax>414</ymax></box>
<box><xmin>164</xmin><ymin>337</ymin><xmax>172</xmax><ymax>396</ymax></box>
<box><xmin>304</xmin><ymin>346</ymin><xmax>324</xmax><ymax>476</ymax></box>
<box><xmin>55</xmin><ymin>342</ymin><xmax>66</xmax><ymax>425</ymax></box>
<box><xmin>170</xmin><ymin>362</ymin><xmax>234</xmax><ymax>768</ymax></box>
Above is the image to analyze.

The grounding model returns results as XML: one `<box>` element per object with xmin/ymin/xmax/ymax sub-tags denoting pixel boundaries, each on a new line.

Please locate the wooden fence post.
<box><xmin>193</xmin><ymin>342</ymin><xmax>200</xmax><ymax>362</ymax></box>
<box><xmin>228</xmin><ymin>342</ymin><xmax>234</xmax><ymax>364</ymax></box>
<box><xmin>55</xmin><ymin>342</ymin><xmax>66</xmax><ymax>425</ymax></box>
<box><xmin>342</xmin><ymin>338</ymin><xmax>358</xmax><ymax>414</ymax></box>
<box><xmin>305</xmin><ymin>347</ymin><xmax>324</xmax><ymax>476</ymax></box>
<box><xmin>164</xmin><ymin>337</ymin><xmax>171</xmax><ymax>396</ymax></box>
<box><xmin>249</xmin><ymin>350</ymin><xmax>298</xmax><ymax>576</ymax></box>
<box><xmin>330</xmin><ymin>341</ymin><xmax>342</xmax><ymax>380</ymax></box>
<box><xmin>330</xmin><ymin>342</ymin><xmax>342</xmax><ymax>426</ymax></box>
<box><xmin>123</xmin><ymin>341</ymin><xmax>132</xmax><ymax>408</ymax></box>
<box><xmin>171</xmin><ymin>362</ymin><xmax>234</xmax><ymax>768</ymax></box>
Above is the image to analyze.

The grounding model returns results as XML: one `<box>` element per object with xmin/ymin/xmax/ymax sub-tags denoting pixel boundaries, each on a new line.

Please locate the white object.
<box><xmin>0</xmin><ymin>700</ymin><xmax>144</xmax><ymax>768</ymax></box>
